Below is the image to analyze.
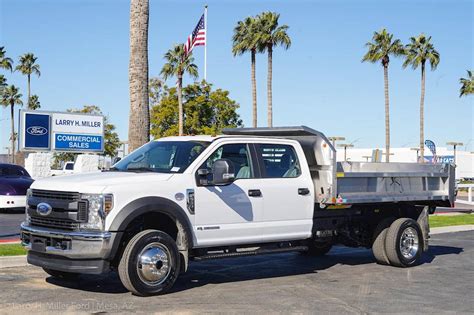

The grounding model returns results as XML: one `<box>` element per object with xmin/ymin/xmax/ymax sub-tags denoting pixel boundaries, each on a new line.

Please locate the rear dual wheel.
<box><xmin>372</xmin><ymin>218</ymin><xmax>424</xmax><ymax>267</ymax></box>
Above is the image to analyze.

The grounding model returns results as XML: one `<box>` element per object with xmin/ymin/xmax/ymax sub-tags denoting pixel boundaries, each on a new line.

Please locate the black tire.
<box><xmin>305</xmin><ymin>240</ymin><xmax>333</xmax><ymax>256</ymax></box>
<box><xmin>385</xmin><ymin>218</ymin><xmax>424</xmax><ymax>268</ymax></box>
<box><xmin>118</xmin><ymin>229</ymin><xmax>180</xmax><ymax>296</ymax></box>
<box><xmin>372</xmin><ymin>217</ymin><xmax>395</xmax><ymax>265</ymax></box>
<box><xmin>43</xmin><ymin>268</ymin><xmax>79</xmax><ymax>280</ymax></box>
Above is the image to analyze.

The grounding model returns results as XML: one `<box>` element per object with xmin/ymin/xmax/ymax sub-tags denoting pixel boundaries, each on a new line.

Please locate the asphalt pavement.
<box><xmin>0</xmin><ymin>231</ymin><xmax>472</xmax><ymax>314</ymax></box>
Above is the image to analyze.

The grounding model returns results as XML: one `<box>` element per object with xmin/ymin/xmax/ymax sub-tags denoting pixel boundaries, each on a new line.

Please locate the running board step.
<box><xmin>194</xmin><ymin>245</ymin><xmax>308</xmax><ymax>261</ymax></box>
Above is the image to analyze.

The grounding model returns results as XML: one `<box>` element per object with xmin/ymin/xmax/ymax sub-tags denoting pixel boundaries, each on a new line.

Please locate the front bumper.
<box><xmin>21</xmin><ymin>222</ymin><xmax>119</xmax><ymax>274</ymax></box>
<box><xmin>0</xmin><ymin>195</ymin><xmax>26</xmax><ymax>208</ymax></box>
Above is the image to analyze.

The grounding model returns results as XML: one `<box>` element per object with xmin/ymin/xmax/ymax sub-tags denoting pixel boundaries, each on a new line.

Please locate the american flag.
<box><xmin>184</xmin><ymin>14</ymin><xmax>206</xmax><ymax>56</ymax></box>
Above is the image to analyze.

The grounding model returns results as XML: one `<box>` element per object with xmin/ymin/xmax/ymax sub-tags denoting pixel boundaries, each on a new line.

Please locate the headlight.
<box><xmin>80</xmin><ymin>194</ymin><xmax>113</xmax><ymax>230</ymax></box>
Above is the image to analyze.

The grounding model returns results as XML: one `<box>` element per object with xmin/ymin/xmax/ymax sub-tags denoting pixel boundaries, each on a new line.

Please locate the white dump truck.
<box><xmin>21</xmin><ymin>126</ymin><xmax>455</xmax><ymax>296</ymax></box>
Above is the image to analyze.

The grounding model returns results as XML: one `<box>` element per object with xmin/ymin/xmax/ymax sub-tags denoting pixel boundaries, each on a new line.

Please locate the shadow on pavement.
<box><xmin>42</xmin><ymin>244</ymin><xmax>464</xmax><ymax>295</ymax></box>
<box><xmin>422</xmin><ymin>245</ymin><xmax>464</xmax><ymax>264</ymax></box>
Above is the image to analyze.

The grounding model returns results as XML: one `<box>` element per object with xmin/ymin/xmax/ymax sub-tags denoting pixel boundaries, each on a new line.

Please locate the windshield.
<box><xmin>113</xmin><ymin>141</ymin><xmax>209</xmax><ymax>173</ymax></box>
<box><xmin>0</xmin><ymin>165</ymin><xmax>30</xmax><ymax>177</ymax></box>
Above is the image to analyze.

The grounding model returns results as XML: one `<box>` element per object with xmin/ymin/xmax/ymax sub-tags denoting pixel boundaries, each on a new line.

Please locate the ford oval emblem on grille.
<box><xmin>37</xmin><ymin>203</ymin><xmax>52</xmax><ymax>216</ymax></box>
<box><xmin>26</xmin><ymin>126</ymin><xmax>48</xmax><ymax>136</ymax></box>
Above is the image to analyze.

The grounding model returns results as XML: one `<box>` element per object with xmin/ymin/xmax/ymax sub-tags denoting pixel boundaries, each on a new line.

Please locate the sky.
<box><xmin>0</xmin><ymin>0</ymin><xmax>473</xmax><ymax>153</ymax></box>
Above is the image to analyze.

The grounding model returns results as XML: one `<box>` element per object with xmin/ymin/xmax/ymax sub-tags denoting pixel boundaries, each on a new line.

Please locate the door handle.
<box><xmin>248</xmin><ymin>189</ymin><xmax>262</xmax><ymax>197</ymax></box>
<box><xmin>298</xmin><ymin>188</ymin><xmax>310</xmax><ymax>195</ymax></box>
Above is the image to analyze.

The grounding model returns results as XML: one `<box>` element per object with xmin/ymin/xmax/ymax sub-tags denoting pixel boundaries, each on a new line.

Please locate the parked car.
<box><xmin>0</xmin><ymin>163</ymin><xmax>34</xmax><ymax>210</ymax></box>
<box><xmin>50</xmin><ymin>161</ymin><xmax>75</xmax><ymax>176</ymax></box>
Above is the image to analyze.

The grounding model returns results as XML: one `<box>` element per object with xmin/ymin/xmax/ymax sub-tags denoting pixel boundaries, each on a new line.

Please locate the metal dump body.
<box><xmin>222</xmin><ymin>126</ymin><xmax>455</xmax><ymax>208</ymax></box>
<box><xmin>335</xmin><ymin>161</ymin><xmax>455</xmax><ymax>207</ymax></box>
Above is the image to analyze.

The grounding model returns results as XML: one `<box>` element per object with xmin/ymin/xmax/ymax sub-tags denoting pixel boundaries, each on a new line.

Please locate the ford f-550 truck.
<box><xmin>21</xmin><ymin>126</ymin><xmax>455</xmax><ymax>296</ymax></box>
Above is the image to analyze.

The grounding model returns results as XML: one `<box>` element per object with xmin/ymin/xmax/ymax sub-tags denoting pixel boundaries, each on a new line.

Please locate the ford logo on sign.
<box><xmin>36</xmin><ymin>203</ymin><xmax>52</xmax><ymax>216</ymax></box>
<box><xmin>26</xmin><ymin>126</ymin><xmax>48</xmax><ymax>136</ymax></box>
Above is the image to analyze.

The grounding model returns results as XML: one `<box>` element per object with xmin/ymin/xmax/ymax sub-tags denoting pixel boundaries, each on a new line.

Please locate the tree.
<box><xmin>149</xmin><ymin>77</ymin><xmax>167</xmax><ymax>105</ymax></box>
<box><xmin>128</xmin><ymin>0</ymin><xmax>150</xmax><ymax>152</ymax></box>
<box><xmin>54</xmin><ymin>105</ymin><xmax>121</xmax><ymax>166</ymax></box>
<box><xmin>362</xmin><ymin>29</ymin><xmax>404</xmax><ymax>162</ymax></box>
<box><xmin>232</xmin><ymin>17</ymin><xmax>260</xmax><ymax>128</ymax></box>
<box><xmin>0</xmin><ymin>75</ymin><xmax>6</xmax><ymax>90</ymax></box>
<box><xmin>151</xmin><ymin>81</ymin><xmax>242</xmax><ymax>137</ymax></box>
<box><xmin>0</xmin><ymin>47</ymin><xmax>13</xmax><ymax>71</ymax></box>
<box><xmin>1</xmin><ymin>85</ymin><xmax>23</xmax><ymax>163</ymax></box>
<box><xmin>403</xmin><ymin>34</ymin><xmax>440</xmax><ymax>163</ymax></box>
<box><xmin>160</xmin><ymin>44</ymin><xmax>198</xmax><ymax>136</ymax></box>
<box><xmin>15</xmin><ymin>53</ymin><xmax>41</xmax><ymax>103</ymax></box>
<box><xmin>28</xmin><ymin>94</ymin><xmax>41</xmax><ymax>110</ymax></box>
<box><xmin>459</xmin><ymin>70</ymin><xmax>474</xmax><ymax>97</ymax></box>
<box><xmin>256</xmin><ymin>12</ymin><xmax>291</xmax><ymax>127</ymax></box>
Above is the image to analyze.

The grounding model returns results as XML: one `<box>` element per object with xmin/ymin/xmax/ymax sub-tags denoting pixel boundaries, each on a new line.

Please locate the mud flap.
<box><xmin>417</xmin><ymin>206</ymin><xmax>430</xmax><ymax>252</ymax></box>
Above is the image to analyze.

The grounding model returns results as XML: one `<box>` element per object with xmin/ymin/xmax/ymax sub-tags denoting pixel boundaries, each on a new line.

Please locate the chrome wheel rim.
<box><xmin>399</xmin><ymin>227</ymin><xmax>419</xmax><ymax>260</ymax></box>
<box><xmin>137</xmin><ymin>242</ymin><xmax>172</xmax><ymax>285</ymax></box>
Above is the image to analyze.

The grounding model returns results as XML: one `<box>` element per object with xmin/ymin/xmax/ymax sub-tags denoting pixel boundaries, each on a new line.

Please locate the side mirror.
<box><xmin>212</xmin><ymin>159</ymin><xmax>235</xmax><ymax>185</ymax></box>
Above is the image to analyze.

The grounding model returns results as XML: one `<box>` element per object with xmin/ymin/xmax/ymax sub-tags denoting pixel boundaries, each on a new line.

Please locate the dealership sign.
<box><xmin>20</xmin><ymin>110</ymin><xmax>104</xmax><ymax>153</ymax></box>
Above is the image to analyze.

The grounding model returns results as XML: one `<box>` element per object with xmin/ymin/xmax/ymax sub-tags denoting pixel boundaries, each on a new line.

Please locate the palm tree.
<box><xmin>459</xmin><ymin>70</ymin><xmax>474</xmax><ymax>97</ymax></box>
<box><xmin>0</xmin><ymin>47</ymin><xmax>13</xmax><ymax>71</ymax></box>
<box><xmin>256</xmin><ymin>12</ymin><xmax>291</xmax><ymax>127</ymax></box>
<box><xmin>403</xmin><ymin>34</ymin><xmax>440</xmax><ymax>163</ymax></box>
<box><xmin>1</xmin><ymin>85</ymin><xmax>23</xmax><ymax>163</ymax></box>
<box><xmin>128</xmin><ymin>0</ymin><xmax>150</xmax><ymax>152</ymax></box>
<box><xmin>28</xmin><ymin>94</ymin><xmax>41</xmax><ymax>110</ymax></box>
<box><xmin>0</xmin><ymin>75</ymin><xmax>6</xmax><ymax>89</ymax></box>
<box><xmin>232</xmin><ymin>17</ymin><xmax>260</xmax><ymax>128</ymax></box>
<box><xmin>15</xmin><ymin>53</ymin><xmax>41</xmax><ymax>102</ymax></box>
<box><xmin>160</xmin><ymin>44</ymin><xmax>198</xmax><ymax>136</ymax></box>
<box><xmin>362</xmin><ymin>29</ymin><xmax>404</xmax><ymax>162</ymax></box>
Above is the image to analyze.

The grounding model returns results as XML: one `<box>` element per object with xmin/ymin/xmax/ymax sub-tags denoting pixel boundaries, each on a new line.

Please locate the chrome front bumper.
<box><xmin>20</xmin><ymin>222</ymin><xmax>112</xmax><ymax>259</ymax></box>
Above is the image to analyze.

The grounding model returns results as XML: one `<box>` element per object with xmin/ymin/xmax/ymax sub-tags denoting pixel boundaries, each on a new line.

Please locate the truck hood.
<box><xmin>31</xmin><ymin>171</ymin><xmax>174</xmax><ymax>193</ymax></box>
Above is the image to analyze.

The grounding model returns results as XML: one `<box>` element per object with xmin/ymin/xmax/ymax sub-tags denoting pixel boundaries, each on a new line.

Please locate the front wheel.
<box><xmin>118</xmin><ymin>229</ymin><xmax>181</xmax><ymax>296</ymax></box>
<box><xmin>385</xmin><ymin>218</ymin><xmax>424</xmax><ymax>267</ymax></box>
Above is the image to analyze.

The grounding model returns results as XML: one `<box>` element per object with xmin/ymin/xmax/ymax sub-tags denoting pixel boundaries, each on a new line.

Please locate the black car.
<box><xmin>0</xmin><ymin>164</ymin><xmax>34</xmax><ymax>210</ymax></box>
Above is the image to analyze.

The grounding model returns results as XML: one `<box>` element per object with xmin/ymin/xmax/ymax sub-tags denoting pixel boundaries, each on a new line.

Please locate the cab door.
<box><xmin>254</xmin><ymin>142</ymin><xmax>314</xmax><ymax>242</ymax></box>
<box><xmin>193</xmin><ymin>143</ymin><xmax>264</xmax><ymax>247</ymax></box>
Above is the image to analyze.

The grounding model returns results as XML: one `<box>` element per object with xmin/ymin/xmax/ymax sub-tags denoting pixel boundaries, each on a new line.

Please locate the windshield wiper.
<box><xmin>125</xmin><ymin>167</ymin><xmax>158</xmax><ymax>173</ymax></box>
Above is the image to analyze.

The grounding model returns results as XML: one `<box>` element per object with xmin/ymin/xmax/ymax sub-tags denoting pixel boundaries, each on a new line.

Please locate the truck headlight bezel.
<box><xmin>79</xmin><ymin>193</ymin><xmax>113</xmax><ymax>231</ymax></box>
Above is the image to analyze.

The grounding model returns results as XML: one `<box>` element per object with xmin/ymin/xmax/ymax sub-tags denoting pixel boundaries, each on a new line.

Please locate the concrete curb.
<box><xmin>0</xmin><ymin>255</ymin><xmax>27</xmax><ymax>269</ymax></box>
<box><xmin>430</xmin><ymin>225</ymin><xmax>474</xmax><ymax>235</ymax></box>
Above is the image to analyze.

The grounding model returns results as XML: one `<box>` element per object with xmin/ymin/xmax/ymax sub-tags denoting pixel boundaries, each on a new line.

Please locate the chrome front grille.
<box><xmin>31</xmin><ymin>189</ymin><xmax>80</xmax><ymax>201</ymax></box>
<box><xmin>30</xmin><ymin>216</ymin><xmax>79</xmax><ymax>231</ymax></box>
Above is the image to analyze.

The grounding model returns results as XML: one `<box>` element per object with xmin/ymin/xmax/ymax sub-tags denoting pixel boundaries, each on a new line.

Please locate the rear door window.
<box><xmin>256</xmin><ymin>144</ymin><xmax>301</xmax><ymax>178</ymax></box>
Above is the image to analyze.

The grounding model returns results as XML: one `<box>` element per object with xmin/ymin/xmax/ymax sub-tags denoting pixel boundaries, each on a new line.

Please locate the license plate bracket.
<box><xmin>31</xmin><ymin>236</ymin><xmax>47</xmax><ymax>252</ymax></box>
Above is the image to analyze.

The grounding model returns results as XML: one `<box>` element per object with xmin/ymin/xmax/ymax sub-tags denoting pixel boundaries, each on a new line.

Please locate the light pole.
<box><xmin>328</xmin><ymin>136</ymin><xmax>345</xmax><ymax>148</ymax></box>
<box><xmin>446</xmin><ymin>142</ymin><xmax>463</xmax><ymax>165</ymax></box>
<box><xmin>338</xmin><ymin>143</ymin><xmax>354</xmax><ymax>161</ymax></box>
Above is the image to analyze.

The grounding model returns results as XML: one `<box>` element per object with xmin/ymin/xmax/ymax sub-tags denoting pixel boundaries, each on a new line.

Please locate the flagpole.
<box><xmin>204</xmin><ymin>5</ymin><xmax>208</xmax><ymax>81</ymax></box>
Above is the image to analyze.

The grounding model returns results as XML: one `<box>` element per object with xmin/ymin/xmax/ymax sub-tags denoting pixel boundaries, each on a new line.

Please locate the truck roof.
<box><xmin>155</xmin><ymin>126</ymin><xmax>331</xmax><ymax>144</ymax></box>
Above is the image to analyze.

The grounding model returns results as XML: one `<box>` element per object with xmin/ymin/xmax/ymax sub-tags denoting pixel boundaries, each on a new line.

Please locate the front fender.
<box><xmin>108</xmin><ymin>196</ymin><xmax>194</xmax><ymax>250</ymax></box>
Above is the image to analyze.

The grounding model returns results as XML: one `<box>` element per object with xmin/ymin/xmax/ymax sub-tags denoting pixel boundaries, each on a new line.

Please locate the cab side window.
<box><xmin>203</xmin><ymin>143</ymin><xmax>253</xmax><ymax>179</ymax></box>
<box><xmin>257</xmin><ymin>144</ymin><xmax>301</xmax><ymax>178</ymax></box>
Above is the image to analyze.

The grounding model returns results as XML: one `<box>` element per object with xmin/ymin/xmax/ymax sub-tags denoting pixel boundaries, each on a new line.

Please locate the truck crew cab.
<box><xmin>21</xmin><ymin>126</ymin><xmax>455</xmax><ymax>296</ymax></box>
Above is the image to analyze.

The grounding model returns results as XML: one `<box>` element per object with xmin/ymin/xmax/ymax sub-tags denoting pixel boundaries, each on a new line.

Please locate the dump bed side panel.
<box><xmin>333</xmin><ymin>162</ymin><xmax>455</xmax><ymax>207</ymax></box>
